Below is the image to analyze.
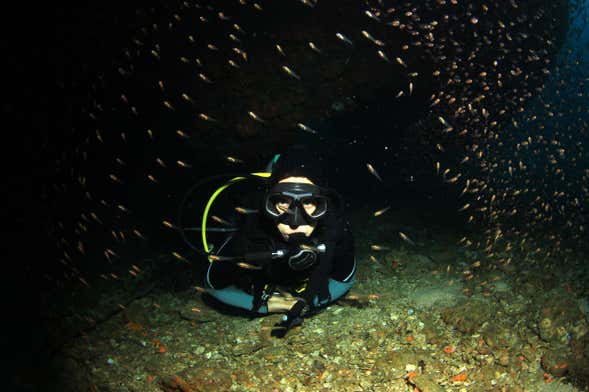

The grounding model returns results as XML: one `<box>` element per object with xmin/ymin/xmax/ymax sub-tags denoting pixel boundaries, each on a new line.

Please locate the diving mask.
<box><xmin>264</xmin><ymin>182</ymin><xmax>329</xmax><ymax>227</ymax></box>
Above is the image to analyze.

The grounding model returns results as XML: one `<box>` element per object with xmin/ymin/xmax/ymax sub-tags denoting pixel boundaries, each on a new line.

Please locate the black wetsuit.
<box><xmin>203</xmin><ymin>190</ymin><xmax>356</xmax><ymax>314</ymax></box>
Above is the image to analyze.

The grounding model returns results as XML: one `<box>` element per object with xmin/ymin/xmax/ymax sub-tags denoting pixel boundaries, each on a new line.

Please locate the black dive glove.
<box><xmin>271</xmin><ymin>299</ymin><xmax>310</xmax><ymax>338</ymax></box>
<box><xmin>270</xmin><ymin>240</ymin><xmax>335</xmax><ymax>338</ymax></box>
<box><xmin>269</xmin><ymin>280</ymin><xmax>326</xmax><ymax>338</ymax></box>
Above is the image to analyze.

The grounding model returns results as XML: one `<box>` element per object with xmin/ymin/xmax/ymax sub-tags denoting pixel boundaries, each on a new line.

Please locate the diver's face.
<box><xmin>275</xmin><ymin>176</ymin><xmax>317</xmax><ymax>239</ymax></box>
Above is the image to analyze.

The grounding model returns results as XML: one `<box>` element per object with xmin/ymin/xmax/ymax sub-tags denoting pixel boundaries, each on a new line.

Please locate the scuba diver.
<box><xmin>199</xmin><ymin>145</ymin><xmax>356</xmax><ymax>337</ymax></box>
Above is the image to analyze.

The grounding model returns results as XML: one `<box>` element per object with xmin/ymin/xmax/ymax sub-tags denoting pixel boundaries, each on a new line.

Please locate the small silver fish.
<box><xmin>248</xmin><ymin>111</ymin><xmax>265</xmax><ymax>123</ymax></box>
<box><xmin>237</xmin><ymin>262</ymin><xmax>262</xmax><ymax>270</ymax></box>
<box><xmin>308</xmin><ymin>42</ymin><xmax>322</xmax><ymax>53</ymax></box>
<box><xmin>234</xmin><ymin>206</ymin><xmax>259</xmax><ymax>214</ymax></box>
<box><xmin>275</xmin><ymin>44</ymin><xmax>286</xmax><ymax>56</ymax></box>
<box><xmin>211</xmin><ymin>215</ymin><xmax>232</xmax><ymax>226</ymax></box>
<box><xmin>296</xmin><ymin>123</ymin><xmax>317</xmax><ymax>134</ymax></box>
<box><xmin>373</xmin><ymin>206</ymin><xmax>391</xmax><ymax>216</ymax></box>
<box><xmin>336</xmin><ymin>33</ymin><xmax>354</xmax><ymax>46</ymax></box>
<box><xmin>399</xmin><ymin>232</ymin><xmax>416</xmax><ymax>246</ymax></box>
<box><xmin>366</xmin><ymin>163</ymin><xmax>383</xmax><ymax>181</ymax></box>
<box><xmin>198</xmin><ymin>73</ymin><xmax>213</xmax><ymax>83</ymax></box>
<box><xmin>282</xmin><ymin>65</ymin><xmax>301</xmax><ymax>80</ymax></box>
<box><xmin>198</xmin><ymin>113</ymin><xmax>216</xmax><ymax>122</ymax></box>
<box><xmin>361</xmin><ymin>30</ymin><xmax>385</xmax><ymax>46</ymax></box>
<box><xmin>226</xmin><ymin>156</ymin><xmax>244</xmax><ymax>164</ymax></box>
<box><xmin>365</xmin><ymin>10</ymin><xmax>381</xmax><ymax>22</ymax></box>
<box><xmin>377</xmin><ymin>50</ymin><xmax>391</xmax><ymax>63</ymax></box>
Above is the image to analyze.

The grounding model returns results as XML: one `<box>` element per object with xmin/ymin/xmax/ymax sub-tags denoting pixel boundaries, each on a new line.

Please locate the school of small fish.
<box><xmin>45</xmin><ymin>0</ymin><xmax>588</xmax><ymax>290</ymax></box>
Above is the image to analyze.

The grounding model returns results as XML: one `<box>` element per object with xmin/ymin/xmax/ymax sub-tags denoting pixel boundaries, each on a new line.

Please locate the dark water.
<box><xmin>23</xmin><ymin>0</ymin><xmax>589</xmax><ymax>390</ymax></box>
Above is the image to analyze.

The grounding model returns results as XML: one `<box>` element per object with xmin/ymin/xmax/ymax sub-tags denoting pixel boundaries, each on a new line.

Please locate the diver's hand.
<box><xmin>267</xmin><ymin>293</ymin><xmax>300</xmax><ymax>313</ymax></box>
<box><xmin>271</xmin><ymin>299</ymin><xmax>308</xmax><ymax>338</ymax></box>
